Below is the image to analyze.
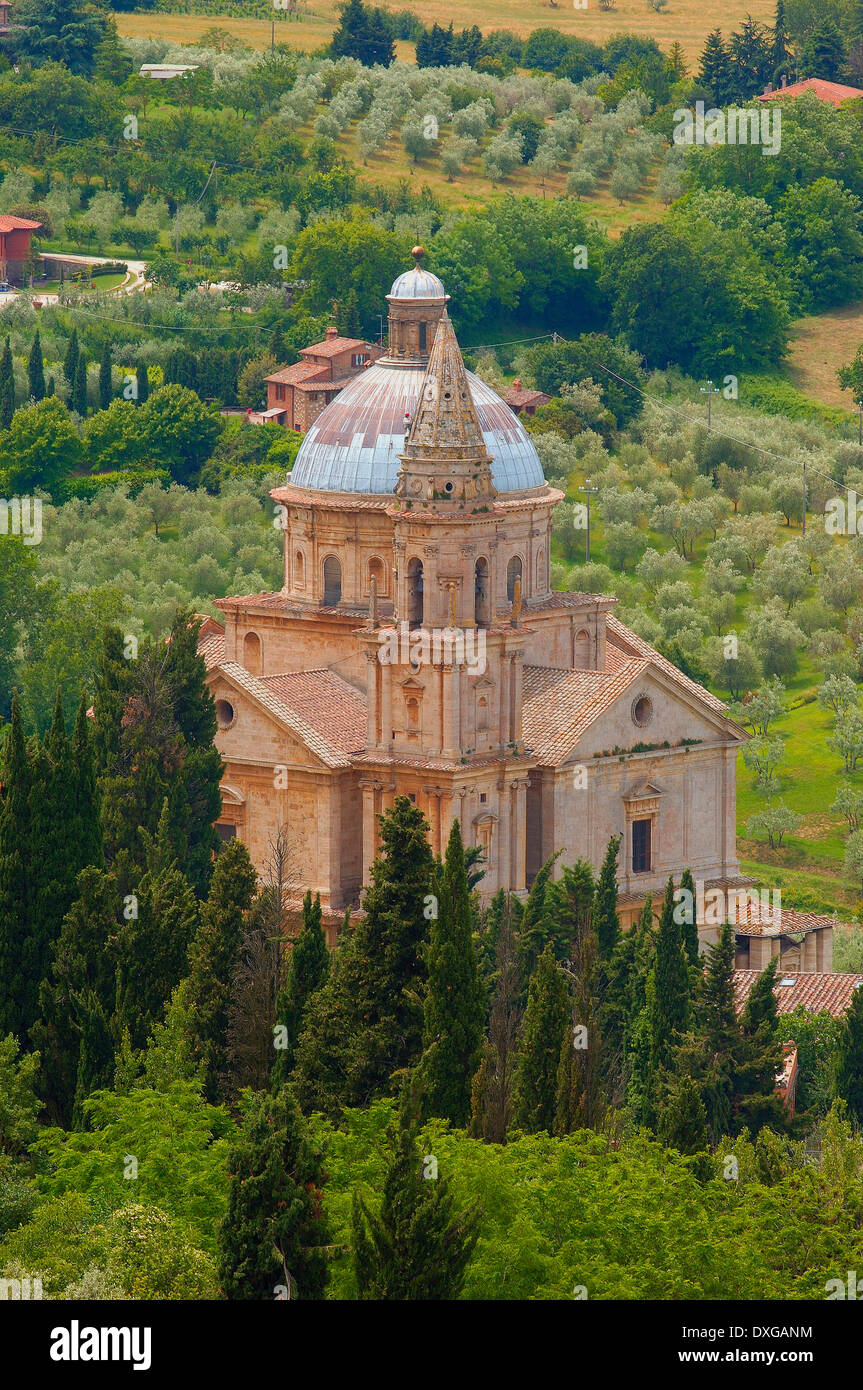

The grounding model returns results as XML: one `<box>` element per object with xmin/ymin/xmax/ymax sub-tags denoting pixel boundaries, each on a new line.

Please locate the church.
<box><xmin>200</xmin><ymin>251</ymin><xmax>749</xmax><ymax>932</ymax></box>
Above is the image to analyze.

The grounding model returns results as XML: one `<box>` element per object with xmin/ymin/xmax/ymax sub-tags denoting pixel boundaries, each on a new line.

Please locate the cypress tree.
<box><xmin>74</xmin><ymin>351</ymin><xmax>87</xmax><ymax>416</ymax></box>
<box><xmin>697</xmin><ymin>921</ymin><xmax>738</xmax><ymax>1139</ymax></box>
<box><xmin>136</xmin><ymin>360</ymin><xmax>149</xmax><ymax>404</ymax></box>
<box><xmin>31</xmin><ymin>866</ymin><xmax>120</xmax><ymax>1127</ymax></box>
<box><xmin>737</xmin><ymin>956</ymin><xmax>785</xmax><ymax>1131</ymax></box>
<box><xmin>771</xmin><ymin>0</ymin><xmax>790</xmax><ymax>76</ymax></box>
<box><xmin>47</xmin><ymin>375</ymin><xmax>54</xmax><ymax>396</ymax></box>
<box><xmin>514</xmin><ymin>942</ymin><xmax>571</xmax><ymax>1134</ymax></box>
<box><xmin>341</xmin><ymin>288</ymin><xmax>362</xmax><ymax>338</ymax></box>
<box><xmin>352</xmin><ymin>1088</ymin><xmax>479</xmax><ymax>1299</ymax></box>
<box><xmin>594</xmin><ymin>834</ymin><xmax>621</xmax><ymax>960</ymax></box>
<box><xmin>0</xmin><ymin>694</ymin><xmax>35</xmax><ymax>1039</ymax></box>
<box><xmin>64</xmin><ymin>327</ymin><xmax>79</xmax><ymax>388</ymax></box>
<box><xmin>185</xmin><ymin>837</ymin><xmax>258</xmax><ymax>1103</ymax></box>
<box><xmin>293</xmin><ymin>796</ymin><xmax>434</xmax><ymax>1113</ymax></box>
<box><xmin>271</xmin><ymin>889</ymin><xmax>330</xmax><ymax>1090</ymax></box>
<box><xmin>27</xmin><ymin>328</ymin><xmax>45</xmax><ymax>402</ymax></box>
<box><xmin>517</xmin><ymin>851</ymin><xmax>564</xmax><ymax>993</ymax></box>
<box><xmin>470</xmin><ymin>892</ymin><xmax>521</xmax><ymax>1143</ymax></box>
<box><xmin>99</xmin><ymin>342</ymin><xmax>112</xmax><ymax>410</ymax></box>
<box><xmin>113</xmin><ymin>803</ymin><xmax>199</xmax><ymax>1051</ymax></box>
<box><xmin>70</xmin><ymin>689</ymin><xmax>103</xmax><ymax>872</ymax></box>
<box><xmin>649</xmin><ymin>876</ymin><xmax>691</xmax><ymax>1073</ymax></box>
<box><xmin>679</xmin><ymin>867</ymin><xmax>700</xmax><ymax>966</ymax></box>
<box><xmin>419</xmin><ymin>820</ymin><xmax>485</xmax><ymax>1128</ymax></box>
<box><xmin>71</xmin><ymin>986</ymin><xmax>115</xmax><ymax>1129</ymax></box>
<box><xmin>658</xmin><ymin>1073</ymin><xmax>710</xmax><ymax>1155</ymax></box>
<box><xmin>218</xmin><ymin>1085</ymin><xmax>329</xmax><ymax>1300</ymax></box>
<box><xmin>0</xmin><ymin>336</ymin><xmax>14</xmax><ymax>427</ymax></box>
<box><xmin>836</xmin><ymin>981</ymin><xmax>863</xmax><ymax>1124</ymax></box>
<box><xmin>555</xmin><ymin>889</ymin><xmax>604</xmax><ymax>1135</ymax></box>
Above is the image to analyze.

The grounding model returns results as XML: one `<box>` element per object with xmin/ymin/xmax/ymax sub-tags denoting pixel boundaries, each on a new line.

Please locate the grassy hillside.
<box><xmin>118</xmin><ymin>0</ymin><xmax>778</xmax><ymax>64</ymax></box>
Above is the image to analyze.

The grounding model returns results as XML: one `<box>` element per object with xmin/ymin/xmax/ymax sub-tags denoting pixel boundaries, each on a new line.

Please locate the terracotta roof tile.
<box><xmin>301</xmin><ymin>336</ymin><xmax>373</xmax><ymax>359</ymax></box>
<box><xmin>732</xmin><ymin>902</ymin><xmax>840</xmax><ymax>937</ymax></box>
<box><xmin>606</xmin><ymin>613</ymin><xmax>732</xmax><ymax>718</ymax></box>
<box><xmin>258</xmin><ymin>669</ymin><xmax>366</xmax><ymax>756</ymax></box>
<box><xmin>733</xmin><ymin>970</ymin><xmax>863</xmax><ymax>1018</ymax></box>
<box><xmin>198</xmin><ymin>631</ymin><xmax>226</xmax><ymax>670</ymax></box>
<box><xmin>265</xmin><ymin>361</ymin><xmax>329</xmax><ymax>387</ymax></box>
<box><xmin>758</xmin><ymin>78</ymin><xmax>863</xmax><ymax>106</ymax></box>
<box><xmin>503</xmin><ymin>387</ymin><xmax>551</xmax><ymax>408</ymax></box>
<box><xmin>0</xmin><ymin>215</ymin><xmax>41</xmax><ymax>233</ymax></box>
<box><xmin>522</xmin><ymin>659</ymin><xmax>646</xmax><ymax>763</ymax></box>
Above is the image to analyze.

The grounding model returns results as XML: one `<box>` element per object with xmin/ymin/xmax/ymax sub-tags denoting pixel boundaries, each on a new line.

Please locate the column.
<box><xmin>497</xmin><ymin>777</ymin><xmax>511</xmax><ymax>892</ymax></box>
<box><xmin>513</xmin><ymin>778</ymin><xmax>527</xmax><ymax>892</ymax></box>
<box><xmin>511</xmin><ymin>653</ymin><xmax>523</xmax><ymax>747</ymax></box>
<box><xmin>380</xmin><ymin>661</ymin><xmax>392</xmax><ymax>749</ymax></box>
<box><xmin>442</xmin><ymin>662</ymin><xmax>460</xmax><ymax>759</ymax></box>
<box><xmin>499</xmin><ymin>649</ymin><xmax>510</xmax><ymax>746</ymax></box>
<box><xmin>360</xmin><ymin>780</ymin><xmax>377</xmax><ymax>889</ymax></box>
<box><xmin>365</xmin><ymin>652</ymin><xmax>378</xmax><ymax>749</ymax></box>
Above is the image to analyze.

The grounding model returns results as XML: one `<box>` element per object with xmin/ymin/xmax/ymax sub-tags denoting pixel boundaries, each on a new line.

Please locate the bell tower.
<box><xmin>382</xmin><ymin>246</ymin><xmax>448</xmax><ymax>364</ymax></box>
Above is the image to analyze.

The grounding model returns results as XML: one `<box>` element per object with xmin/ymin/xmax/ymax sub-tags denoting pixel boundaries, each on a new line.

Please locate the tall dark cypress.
<box><xmin>27</xmin><ymin>329</ymin><xmax>45</xmax><ymax>402</ymax></box>
<box><xmin>649</xmin><ymin>876</ymin><xmax>691</xmax><ymax>1073</ymax></box>
<box><xmin>293</xmin><ymin>796</ymin><xmax>434</xmax><ymax>1113</ymax></box>
<box><xmin>0</xmin><ymin>694</ymin><xmax>35</xmax><ymax>1039</ymax></box>
<box><xmin>271</xmin><ymin>889</ymin><xmax>330</xmax><ymax>1090</ymax></box>
<box><xmin>419</xmin><ymin>820</ymin><xmax>485</xmax><ymax>1127</ymax></box>
<box><xmin>74</xmin><ymin>351</ymin><xmax>87</xmax><ymax>416</ymax></box>
<box><xmin>218</xmin><ymin>1086</ymin><xmax>329</xmax><ymax>1300</ymax></box>
<box><xmin>678</xmin><ymin>867</ymin><xmax>700</xmax><ymax>967</ymax></box>
<box><xmin>70</xmin><ymin>689</ymin><xmax>103</xmax><ymax>873</ymax></box>
<box><xmin>514</xmin><ymin>942</ymin><xmax>571</xmax><ymax>1134</ymax></box>
<box><xmin>99</xmin><ymin>342</ymin><xmax>112</xmax><ymax>410</ymax></box>
<box><xmin>186</xmin><ymin>836</ymin><xmax>258</xmax><ymax>1104</ymax></box>
<box><xmin>31</xmin><ymin>866</ymin><xmax>120</xmax><ymax>1127</ymax></box>
<box><xmin>352</xmin><ymin>1088</ymin><xmax>479</xmax><ymax>1300</ymax></box>
<box><xmin>136</xmin><ymin>360</ymin><xmax>149</xmax><ymax>404</ymax></box>
<box><xmin>594</xmin><ymin>834</ymin><xmax>621</xmax><ymax>959</ymax></box>
<box><xmin>64</xmin><ymin>328</ymin><xmax>79</xmax><ymax>388</ymax></box>
<box><xmin>0</xmin><ymin>336</ymin><xmax>14</xmax><ymax>427</ymax></box>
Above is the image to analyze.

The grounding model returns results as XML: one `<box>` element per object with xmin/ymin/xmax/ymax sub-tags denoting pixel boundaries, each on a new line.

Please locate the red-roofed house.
<box><xmin>262</xmin><ymin>326</ymin><xmax>381</xmax><ymax>432</ymax></box>
<box><xmin>0</xmin><ymin>214</ymin><xmax>41</xmax><ymax>286</ymax></box>
<box><xmin>759</xmin><ymin>77</ymin><xmax>863</xmax><ymax>108</ymax></box>
<box><xmin>503</xmin><ymin>379</ymin><xmax>551</xmax><ymax>416</ymax></box>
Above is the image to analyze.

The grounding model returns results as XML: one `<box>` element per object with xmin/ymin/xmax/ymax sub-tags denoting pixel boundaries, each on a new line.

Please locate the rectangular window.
<box><xmin>632</xmin><ymin>818</ymin><xmax>651</xmax><ymax>874</ymax></box>
<box><xmin>277</xmin><ymin>384</ymin><xmax>284</xmax><ymax>401</ymax></box>
<box><xmin>215</xmin><ymin>823</ymin><xmax>236</xmax><ymax>854</ymax></box>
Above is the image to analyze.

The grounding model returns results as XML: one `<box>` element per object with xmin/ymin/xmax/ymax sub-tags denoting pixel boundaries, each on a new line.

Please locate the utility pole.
<box><xmin>700</xmin><ymin>379</ymin><xmax>717</xmax><ymax>431</ymax></box>
<box><xmin>579</xmin><ymin>478</ymin><xmax>598</xmax><ymax>563</ymax></box>
<box><xmin>802</xmin><ymin>457</ymin><xmax>807</xmax><ymax>537</ymax></box>
<box><xmin>858</xmin><ymin>401</ymin><xmax>862</xmax><ymax>446</ymax></box>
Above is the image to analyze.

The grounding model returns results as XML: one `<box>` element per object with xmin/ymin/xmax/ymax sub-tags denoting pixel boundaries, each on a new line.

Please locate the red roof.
<box><xmin>733</xmin><ymin>970</ymin><xmax>863</xmax><ymax>1018</ymax></box>
<box><xmin>301</xmin><ymin>336</ymin><xmax>371</xmax><ymax>360</ymax></box>
<box><xmin>0</xmin><ymin>215</ymin><xmax>41</xmax><ymax>233</ymax></box>
<box><xmin>503</xmin><ymin>387</ymin><xmax>551</xmax><ymax>409</ymax></box>
<box><xmin>759</xmin><ymin>78</ymin><xmax>863</xmax><ymax>108</ymax></box>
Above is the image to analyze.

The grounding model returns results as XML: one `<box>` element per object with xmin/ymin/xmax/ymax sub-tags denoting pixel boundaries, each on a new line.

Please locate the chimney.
<box><xmin>781</xmin><ymin>73</ymin><xmax>787</xmax><ymax>88</ymax></box>
<box><xmin>513</xmin><ymin>378</ymin><xmax>522</xmax><ymax>390</ymax></box>
<box><xmin>325</xmin><ymin>325</ymin><xmax>338</xmax><ymax>340</ymax></box>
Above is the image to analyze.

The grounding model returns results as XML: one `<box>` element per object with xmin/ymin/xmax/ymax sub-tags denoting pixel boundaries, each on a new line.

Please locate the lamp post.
<box><xmin>700</xmin><ymin>379</ymin><xmax>717</xmax><ymax>431</ymax></box>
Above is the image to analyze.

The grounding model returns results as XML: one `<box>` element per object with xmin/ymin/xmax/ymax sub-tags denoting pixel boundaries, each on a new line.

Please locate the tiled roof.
<box><xmin>606</xmin><ymin>614</ymin><xmax>733</xmax><ymax>719</ymax></box>
<box><xmin>732</xmin><ymin>903</ymin><xmax>839</xmax><ymax>938</ymax></box>
<box><xmin>301</xmin><ymin>336</ymin><xmax>372</xmax><ymax>359</ymax></box>
<box><xmin>198</xmin><ymin>631</ymin><xmax>226</xmax><ymax>670</ymax></box>
<box><xmin>522</xmin><ymin>659</ymin><xmax>646</xmax><ymax>763</ymax></box>
<box><xmin>214</xmin><ymin>590</ymin><xmax>369</xmax><ymax>618</ymax></box>
<box><xmin>258</xmin><ymin>669</ymin><xmax>366</xmax><ymax>756</ymax></box>
<box><xmin>218</xmin><ymin>661</ymin><xmax>362</xmax><ymax>768</ymax></box>
<box><xmin>503</xmin><ymin>387</ymin><xmax>551</xmax><ymax>408</ymax></box>
<box><xmin>265</xmin><ymin>361</ymin><xmax>330</xmax><ymax>387</ymax></box>
<box><xmin>733</xmin><ymin>970</ymin><xmax>863</xmax><ymax>1018</ymax></box>
<box><xmin>758</xmin><ymin>78</ymin><xmax>863</xmax><ymax>106</ymax></box>
<box><xmin>0</xmin><ymin>215</ymin><xmax>41</xmax><ymax>233</ymax></box>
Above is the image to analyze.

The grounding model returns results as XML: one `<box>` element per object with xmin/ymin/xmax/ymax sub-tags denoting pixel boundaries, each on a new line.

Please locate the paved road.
<box><xmin>0</xmin><ymin>254</ymin><xmax>148</xmax><ymax>308</ymax></box>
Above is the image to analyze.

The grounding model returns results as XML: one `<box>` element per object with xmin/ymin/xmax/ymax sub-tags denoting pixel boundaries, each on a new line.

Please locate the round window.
<box><xmin>216</xmin><ymin>699</ymin><xmax>235</xmax><ymax>730</ymax></box>
<box><xmin>632</xmin><ymin>695</ymin><xmax>653</xmax><ymax>728</ymax></box>
<box><xmin>444</xmin><ymin>481</ymin><xmax>454</xmax><ymax>493</ymax></box>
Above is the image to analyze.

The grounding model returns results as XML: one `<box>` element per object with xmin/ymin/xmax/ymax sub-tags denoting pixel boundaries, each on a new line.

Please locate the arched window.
<box><xmin>407</xmin><ymin>557</ymin><xmax>423</xmax><ymax>629</ymax></box>
<box><xmin>506</xmin><ymin>555</ymin><xmax>522</xmax><ymax>604</ymax></box>
<box><xmin>368</xmin><ymin>556</ymin><xmax>385</xmax><ymax>594</ymax></box>
<box><xmin>475</xmin><ymin>557</ymin><xmax>490</xmax><ymax>628</ymax></box>
<box><xmin>323</xmin><ymin>555</ymin><xmax>342</xmax><ymax>607</ymax></box>
<box><xmin>243</xmin><ymin>630</ymin><xmax>262</xmax><ymax>677</ymax></box>
<box><xmin>419</xmin><ymin>321</ymin><xmax>427</xmax><ymax>352</ymax></box>
<box><xmin>575</xmin><ymin>628</ymin><xmax>591</xmax><ymax>668</ymax></box>
<box><xmin>295</xmin><ymin>550</ymin><xmax>304</xmax><ymax>587</ymax></box>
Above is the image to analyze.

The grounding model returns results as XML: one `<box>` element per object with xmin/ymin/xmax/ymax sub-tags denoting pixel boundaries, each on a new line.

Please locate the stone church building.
<box><xmin>201</xmin><ymin>253</ymin><xmax>749</xmax><ymax>930</ymax></box>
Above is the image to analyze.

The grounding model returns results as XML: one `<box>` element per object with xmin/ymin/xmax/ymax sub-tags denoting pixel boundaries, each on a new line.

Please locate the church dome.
<box><xmin>388</xmin><ymin>265</ymin><xmax>446</xmax><ymax>300</ymax></box>
<box><xmin>290</xmin><ymin>360</ymin><xmax>546</xmax><ymax>495</ymax></box>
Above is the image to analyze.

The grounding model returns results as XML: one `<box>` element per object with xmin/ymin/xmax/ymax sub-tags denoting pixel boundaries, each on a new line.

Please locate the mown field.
<box><xmin>787</xmin><ymin>302</ymin><xmax>863</xmax><ymax>410</ymax></box>
<box><xmin>118</xmin><ymin>0</ymin><xmax>778</xmax><ymax>64</ymax></box>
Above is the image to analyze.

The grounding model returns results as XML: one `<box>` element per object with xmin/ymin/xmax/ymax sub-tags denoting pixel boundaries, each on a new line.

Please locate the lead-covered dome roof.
<box><xmin>290</xmin><ymin>361</ymin><xmax>546</xmax><ymax>495</ymax></box>
<box><xmin>388</xmin><ymin>264</ymin><xmax>446</xmax><ymax>300</ymax></box>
